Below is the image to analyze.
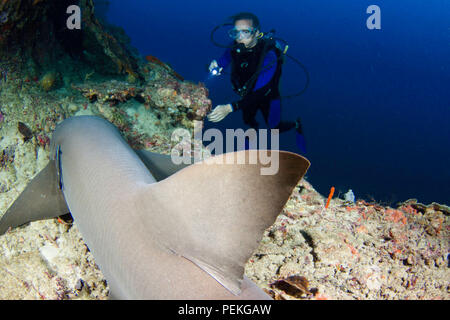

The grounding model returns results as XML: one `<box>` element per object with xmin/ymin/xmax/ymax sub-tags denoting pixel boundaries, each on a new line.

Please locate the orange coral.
<box><xmin>401</xmin><ymin>204</ymin><xmax>419</xmax><ymax>215</ymax></box>
<box><xmin>384</xmin><ymin>208</ymin><xmax>407</xmax><ymax>225</ymax></box>
<box><xmin>325</xmin><ymin>186</ymin><xmax>335</xmax><ymax>209</ymax></box>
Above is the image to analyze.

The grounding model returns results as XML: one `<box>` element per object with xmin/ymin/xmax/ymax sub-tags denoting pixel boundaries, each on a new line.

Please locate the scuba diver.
<box><xmin>207</xmin><ymin>12</ymin><xmax>307</xmax><ymax>154</ymax></box>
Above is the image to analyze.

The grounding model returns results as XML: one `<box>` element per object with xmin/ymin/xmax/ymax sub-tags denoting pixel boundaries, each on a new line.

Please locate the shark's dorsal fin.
<box><xmin>134</xmin><ymin>149</ymin><xmax>192</xmax><ymax>181</ymax></box>
<box><xmin>137</xmin><ymin>150</ymin><xmax>310</xmax><ymax>295</ymax></box>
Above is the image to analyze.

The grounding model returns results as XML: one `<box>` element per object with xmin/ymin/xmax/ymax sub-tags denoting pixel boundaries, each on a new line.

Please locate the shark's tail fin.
<box><xmin>138</xmin><ymin>149</ymin><xmax>310</xmax><ymax>295</ymax></box>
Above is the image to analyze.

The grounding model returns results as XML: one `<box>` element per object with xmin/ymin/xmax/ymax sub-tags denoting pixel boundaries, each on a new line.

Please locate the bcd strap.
<box><xmin>239</xmin><ymin>38</ymin><xmax>284</xmax><ymax>97</ymax></box>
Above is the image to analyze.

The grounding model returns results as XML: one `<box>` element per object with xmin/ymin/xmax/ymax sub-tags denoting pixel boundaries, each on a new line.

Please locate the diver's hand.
<box><xmin>208</xmin><ymin>60</ymin><xmax>223</xmax><ymax>75</ymax></box>
<box><xmin>207</xmin><ymin>104</ymin><xmax>233</xmax><ymax>122</ymax></box>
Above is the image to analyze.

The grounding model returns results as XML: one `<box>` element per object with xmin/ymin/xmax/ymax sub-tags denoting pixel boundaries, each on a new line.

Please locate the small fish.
<box><xmin>18</xmin><ymin>122</ymin><xmax>34</xmax><ymax>142</ymax></box>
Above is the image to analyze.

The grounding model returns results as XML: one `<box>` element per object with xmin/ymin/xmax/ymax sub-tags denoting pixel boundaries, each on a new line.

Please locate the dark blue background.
<box><xmin>103</xmin><ymin>0</ymin><xmax>450</xmax><ymax>205</ymax></box>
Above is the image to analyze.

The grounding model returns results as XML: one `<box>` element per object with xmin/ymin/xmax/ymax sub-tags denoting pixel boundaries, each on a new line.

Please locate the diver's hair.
<box><xmin>230</xmin><ymin>12</ymin><xmax>260</xmax><ymax>30</ymax></box>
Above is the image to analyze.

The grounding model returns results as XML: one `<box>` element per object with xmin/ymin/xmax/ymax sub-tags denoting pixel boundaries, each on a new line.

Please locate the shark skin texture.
<box><xmin>0</xmin><ymin>116</ymin><xmax>310</xmax><ymax>299</ymax></box>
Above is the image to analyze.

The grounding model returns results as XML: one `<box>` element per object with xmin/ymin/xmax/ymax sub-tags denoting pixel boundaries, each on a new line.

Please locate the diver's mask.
<box><xmin>228</xmin><ymin>27</ymin><xmax>256</xmax><ymax>40</ymax></box>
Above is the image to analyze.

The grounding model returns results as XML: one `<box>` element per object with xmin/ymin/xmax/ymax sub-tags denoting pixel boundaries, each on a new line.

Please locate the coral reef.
<box><xmin>0</xmin><ymin>44</ymin><xmax>212</xmax><ymax>299</ymax></box>
<box><xmin>70</xmin><ymin>63</ymin><xmax>212</xmax><ymax>152</ymax></box>
<box><xmin>145</xmin><ymin>55</ymin><xmax>184</xmax><ymax>81</ymax></box>
<box><xmin>72</xmin><ymin>81</ymin><xmax>142</xmax><ymax>104</ymax></box>
<box><xmin>0</xmin><ymin>0</ymin><xmax>142</xmax><ymax>83</ymax></box>
<box><xmin>0</xmin><ymin>0</ymin><xmax>446</xmax><ymax>301</ymax></box>
<box><xmin>141</xmin><ymin>79</ymin><xmax>212</xmax><ymax>126</ymax></box>
<box><xmin>80</xmin><ymin>0</ymin><xmax>143</xmax><ymax>79</ymax></box>
<box><xmin>245</xmin><ymin>180</ymin><xmax>449</xmax><ymax>300</ymax></box>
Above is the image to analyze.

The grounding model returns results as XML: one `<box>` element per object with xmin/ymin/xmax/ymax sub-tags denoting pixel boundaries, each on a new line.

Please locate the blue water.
<box><xmin>103</xmin><ymin>0</ymin><xmax>450</xmax><ymax>205</ymax></box>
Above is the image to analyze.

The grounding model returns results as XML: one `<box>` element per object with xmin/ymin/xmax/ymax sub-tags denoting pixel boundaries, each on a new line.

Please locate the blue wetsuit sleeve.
<box><xmin>254</xmin><ymin>50</ymin><xmax>277</xmax><ymax>90</ymax></box>
<box><xmin>231</xmin><ymin>50</ymin><xmax>278</xmax><ymax>111</ymax></box>
<box><xmin>217</xmin><ymin>48</ymin><xmax>232</xmax><ymax>69</ymax></box>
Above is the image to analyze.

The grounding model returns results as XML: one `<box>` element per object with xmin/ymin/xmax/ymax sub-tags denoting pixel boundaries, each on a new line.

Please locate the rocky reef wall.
<box><xmin>0</xmin><ymin>0</ymin><xmax>141</xmax><ymax>80</ymax></box>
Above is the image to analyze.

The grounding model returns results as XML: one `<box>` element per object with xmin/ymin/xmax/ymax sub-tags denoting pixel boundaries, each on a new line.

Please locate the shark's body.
<box><xmin>0</xmin><ymin>116</ymin><xmax>310</xmax><ymax>299</ymax></box>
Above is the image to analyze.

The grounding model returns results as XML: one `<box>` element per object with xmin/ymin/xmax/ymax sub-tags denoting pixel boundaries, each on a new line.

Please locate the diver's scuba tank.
<box><xmin>242</xmin><ymin>29</ymin><xmax>309</xmax><ymax>98</ymax></box>
<box><xmin>261</xmin><ymin>29</ymin><xmax>289</xmax><ymax>55</ymax></box>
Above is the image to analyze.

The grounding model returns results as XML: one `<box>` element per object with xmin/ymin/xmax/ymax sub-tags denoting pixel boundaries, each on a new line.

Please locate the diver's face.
<box><xmin>234</xmin><ymin>19</ymin><xmax>258</xmax><ymax>48</ymax></box>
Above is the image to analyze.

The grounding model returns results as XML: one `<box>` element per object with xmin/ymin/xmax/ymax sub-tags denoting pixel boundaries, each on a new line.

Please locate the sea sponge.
<box><xmin>40</xmin><ymin>72</ymin><xmax>57</xmax><ymax>91</ymax></box>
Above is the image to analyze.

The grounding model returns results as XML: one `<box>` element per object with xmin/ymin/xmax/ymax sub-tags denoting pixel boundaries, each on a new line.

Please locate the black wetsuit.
<box><xmin>217</xmin><ymin>39</ymin><xmax>296</xmax><ymax>132</ymax></box>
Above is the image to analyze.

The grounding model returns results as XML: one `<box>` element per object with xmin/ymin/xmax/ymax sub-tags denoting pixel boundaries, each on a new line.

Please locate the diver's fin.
<box><xmin>0</xmin><ymin>161</ymin><xmax>69</xmax><ymax>235</ymax></box>
<box><xmin>134</xmin><ymin>149</ymin><xmax>193</xmax><ymax>181</ymax></box>
<box><xmin>137</xmin><ymin>149</ymin><xmax>310</xmax><ymax>294</ymax></box>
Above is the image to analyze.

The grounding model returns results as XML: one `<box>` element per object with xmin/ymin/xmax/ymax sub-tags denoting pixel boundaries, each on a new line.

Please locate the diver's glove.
<box><xmin>208</xmin><ymin>60</ymin><xmax>223</xmax><ymax>76</ymax></box>
<box><xmin>207</xmin><ymin>104</ymin><xmax>233</xmax><ymax>122</ymax></box>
